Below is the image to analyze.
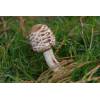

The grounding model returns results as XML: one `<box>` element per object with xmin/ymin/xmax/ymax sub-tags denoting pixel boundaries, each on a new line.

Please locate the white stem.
<box><xmin>43</xmin><ymin>49</ymin><xmax>60</xmax><ymax>71</ymax></box>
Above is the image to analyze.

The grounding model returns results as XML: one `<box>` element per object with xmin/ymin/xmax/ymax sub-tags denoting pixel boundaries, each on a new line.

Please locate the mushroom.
<box><xmin>28</xmin><ymin>24</ymin><xmax>60</xmax><ymax>72</ymax></box>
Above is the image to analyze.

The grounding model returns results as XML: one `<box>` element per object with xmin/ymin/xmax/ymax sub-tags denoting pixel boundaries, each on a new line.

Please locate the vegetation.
<box><xmin>0</xmin><ymin>16</ymin><xmax>100</xmax><ymax>83</ymax></box>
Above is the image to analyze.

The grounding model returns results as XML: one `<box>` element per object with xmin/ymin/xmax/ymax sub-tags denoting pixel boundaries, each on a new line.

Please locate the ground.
<box><xmin>0</xmin><ymin>16</ymin><xmax>100</xmax><ymax>82</ymax></box>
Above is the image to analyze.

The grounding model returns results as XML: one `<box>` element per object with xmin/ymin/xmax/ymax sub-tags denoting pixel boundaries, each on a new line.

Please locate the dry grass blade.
<box><xmin>75</xmin><ymin>65</ymin><xmax>100</xmax><ymax>83</ymax></box>
<box><xmin>36</xmin><ymin>59</ymin><xmax>75</xmax><ymax>83</ymax></box>
<box><xmin>77</xmin><ymin>61</ymin><xmax>97</xmax><ymax>68</ymax></box>
<box><xmin>0</xmin><ymin>17</ymin><xmax>9</xmax><ymax>34</ymax></box>
<box><xmin>82</xmin><ymin>65</ymin><xmax>100</xmax><ymax>80</ymax></box>
<box><xmin>17</xmin><ymin>16</ymin><xmax>26</xmax><ymax>36</ymax></box>
<box><xmin>88</xmin><ymin>65</ymin><xmax>100</xmax><ymax>80</ymax></box>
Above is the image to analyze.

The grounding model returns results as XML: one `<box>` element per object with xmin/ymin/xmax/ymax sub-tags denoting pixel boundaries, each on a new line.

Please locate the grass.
<box><xmin>0</xmin><ymin>16</ymin><xmax>100</xmax><ymax>83</ymax></box>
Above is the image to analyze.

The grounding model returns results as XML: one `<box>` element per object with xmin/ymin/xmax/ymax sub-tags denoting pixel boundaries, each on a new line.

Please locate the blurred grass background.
<box><xmin>0</xmin><ymin>16</ymin><xmax>100</xmax><ymax>83</ymax></box>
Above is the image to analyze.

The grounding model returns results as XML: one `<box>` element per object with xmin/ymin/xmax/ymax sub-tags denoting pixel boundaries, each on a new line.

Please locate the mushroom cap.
<box><xmin>28</xmin><ymin>24</ymin><xmax>56</xmax><ymax>52</ymax></box>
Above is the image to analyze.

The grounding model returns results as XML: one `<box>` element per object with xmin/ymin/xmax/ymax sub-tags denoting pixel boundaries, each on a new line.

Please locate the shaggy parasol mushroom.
<box><xmin>28</xmin><ymin>24</ymin><xmax>60</xmax><ymax>72</ymax></box>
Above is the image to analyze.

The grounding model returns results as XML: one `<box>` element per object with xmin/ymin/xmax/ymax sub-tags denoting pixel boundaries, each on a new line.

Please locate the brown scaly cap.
<box><xmin>31</xmin><ymin>24</ymin><xmax>43</xmax><ymax>33</ymax></box>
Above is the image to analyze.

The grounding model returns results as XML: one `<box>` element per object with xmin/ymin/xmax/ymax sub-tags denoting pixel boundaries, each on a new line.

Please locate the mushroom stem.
<box><xmin>43</xmin><ymin>49</ymin><xmax>60</xmax><ymax>72</ymax></box>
